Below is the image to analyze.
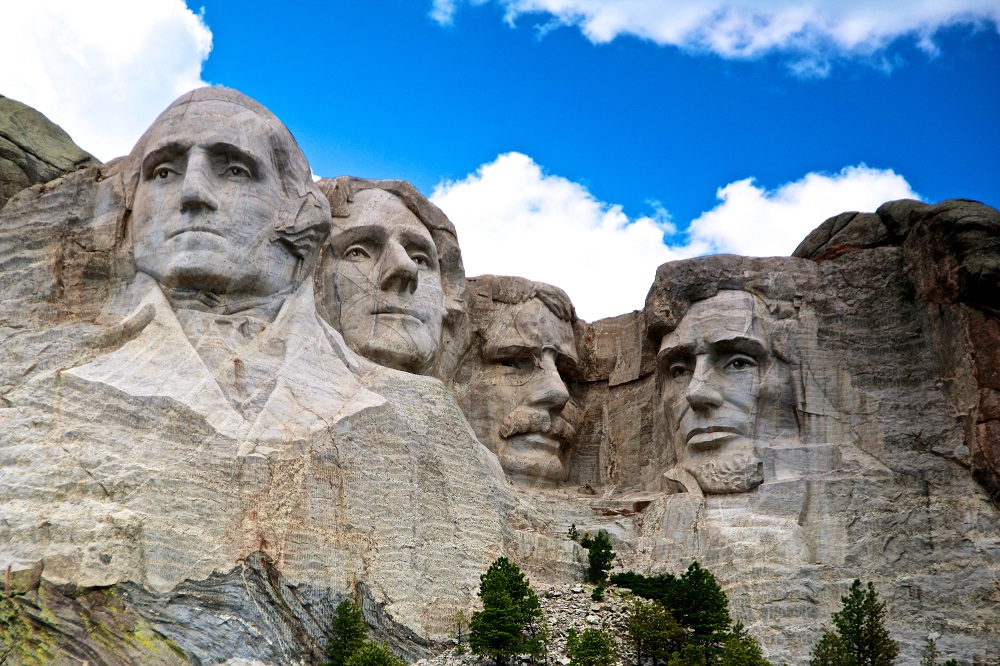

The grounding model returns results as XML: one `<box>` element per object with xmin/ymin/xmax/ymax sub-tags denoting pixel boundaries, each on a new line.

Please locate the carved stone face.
<box><xmin>458</xmin><ymin>298</ymin><xmax>579</xmax><ymax>486</ymax></box>
<box><xmin>657</xmin><ymin>290</ymin><xmax>772</xmax><ymax>494</ymax></box>
<box><xmin>131</xmin><ymin>100</ymin><xmax>296</xmax><ymax>298</ymax></box>
<box><xmin>328</xmin><ymin>189</ymin><xmax>444</xmax><ymax>374</ymax></box>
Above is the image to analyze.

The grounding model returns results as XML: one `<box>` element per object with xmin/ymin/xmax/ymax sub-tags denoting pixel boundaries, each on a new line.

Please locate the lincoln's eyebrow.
<box><xmin>710</xmin><ymin>336</ymin><xmax>768</xmax><ymax>358</ymax></box>
<box><xmin>140</xmin><ymin>141</ymin><xmax>189</xmax><ymax>179</ymax></box>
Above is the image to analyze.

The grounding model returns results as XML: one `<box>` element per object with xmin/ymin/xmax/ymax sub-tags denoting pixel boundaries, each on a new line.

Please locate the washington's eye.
<box><xmin>154</xmin><ymin>167</ymin><xmax>172</xmax><ymax>179</ymax></box>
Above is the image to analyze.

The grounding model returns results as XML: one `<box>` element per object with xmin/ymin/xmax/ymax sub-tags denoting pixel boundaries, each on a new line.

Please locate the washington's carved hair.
<box><xmin>121</xmin><ymin>86</ymin><xmax>331</xmax><ymax>266</ymax></box>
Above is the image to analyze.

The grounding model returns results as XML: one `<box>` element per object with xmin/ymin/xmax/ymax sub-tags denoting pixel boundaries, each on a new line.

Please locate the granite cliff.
<box><xmin>1</xmin><ymin>89</ymin><xmax>997</xmax><ymax>666</ymax></box>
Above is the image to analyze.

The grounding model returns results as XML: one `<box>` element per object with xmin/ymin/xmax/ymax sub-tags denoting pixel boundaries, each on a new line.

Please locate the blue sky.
<box><xmin>2</xmin><ymin>1</ymin><xmax>999</xmax><ymax>319</ymax></box>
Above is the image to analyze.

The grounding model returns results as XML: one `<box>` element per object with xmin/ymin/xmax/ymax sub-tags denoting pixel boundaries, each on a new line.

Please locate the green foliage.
<box><xmin>624</xmin><ymin>598</ymin><xmax>686</xmax><ymax>666</ymax></box>
<box><xmin>919</xmin><ymin>637</ymin><xmax>959</xmax><ymax>666</ymax></box>
<box><xmin>325</xmin><ymin>599</ymin><xmax>369</xmax><ymax>666</ymax></box>
<box><xmin>569</xmin><ymin>524</ymin><xmax>581</xmax><ymax>542</ymax></box>
<box><xmin>809</xmin><ymin>580</ymin><xmax>898</xmax><ymax>666</ymax></box>
<box><xmin>452</xmin><ymin>610</ymin><xmax>469</xmax><ymax>654</ymax></box>
<box><xmin>675</xmin><ymin>562</ymin><xmax>731</xmax><ymax>660</ymax></box>
<box><xmin>587</xmin><ymin>531</ymin><xmax>617</xmax><ymax>583</ymax></box>
<box><xmin>567</xmin><ymin>627</ymin><xmax>617</xmax><ymax>666</ymax></box>
<box><xmin>611</xmin><ymin>571</ymin><xmax>682</xmax><ymax>604</ymax></box>
<box><xmin>343</xmin><ymin>641</ymin><xmax>406</xmax><ymax>666</ymax></box>
<box><xmin>719</xmin><ymin>624</ymin><xmax>773</xmax><ymax>666</ymax></box>
<box><xmin>469</xmin><ymin>557</ymin><xmax>546</xmax><ymax>666</ymax></box>
<box><xmin>592</xmin><ymin>584</ymin><xmax>606</xmax><ymax>602</ymax></box>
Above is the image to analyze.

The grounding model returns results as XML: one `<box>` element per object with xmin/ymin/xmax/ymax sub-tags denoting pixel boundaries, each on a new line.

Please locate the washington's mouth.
<box><xmin>167</xmin><ymin>227</ymin><xmax>223</xmax><ymax>239</ymax></box>
<box><xmin>685</xmin><ymin>426</ymin><xmax>743</xmax><ymax>449</ymax></box>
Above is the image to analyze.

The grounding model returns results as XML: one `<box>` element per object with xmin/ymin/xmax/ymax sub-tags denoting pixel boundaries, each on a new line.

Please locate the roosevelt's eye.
<box><xmin>669</xmin><ymin>363</ymin><xmax>690</xmax><ymax>379</ymax></box>
<box><xmin>497</xmin><ymin>357</ymin><xmax>535</xmax><ymax>372</ymax></box>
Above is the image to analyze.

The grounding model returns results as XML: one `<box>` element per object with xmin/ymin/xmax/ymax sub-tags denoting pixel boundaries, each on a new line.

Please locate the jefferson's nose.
<box><xmin>685</xmin><ymin>357</ymin><xmax>724</xmax><ymax>410</ymax></box>
<box><xmin>526</xmin><ymin>353</ymin><xmax>570</xmax><ymax>414</ymax></box>
<box><xmin>379</xmin><ymin>242</ymin><xmax>418</xmax><ymax>294</ymax></box>
<box><xmin>180</xmin><ymin>152</ymin><xmax>219</xmax><ymax>212</ymax></box>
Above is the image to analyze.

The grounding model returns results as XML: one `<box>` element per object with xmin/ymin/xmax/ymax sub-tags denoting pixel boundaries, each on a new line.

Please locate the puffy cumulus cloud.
<box><xmin>432</xmin><ymin>0</ymin><xmax>1000</xmax><ymax>71</ymax></box>
<box><xmin>432</xmin><ymin>154</ymin><xmax>920</xmax><ymax>320</ymax></box>
<box><xmin>431</xmin><ymin>152</ymin><xmax>683</xmax><ymax>321</ymax></box>
<box><xmin>1</xmin><ymin>0</ymin><xmax>212</xmax><ymax>161</ymax></box>
<box><xmin>687</xmin><ymin>165</ymin><xmax>920</xmax><ymax>256</ymax></box>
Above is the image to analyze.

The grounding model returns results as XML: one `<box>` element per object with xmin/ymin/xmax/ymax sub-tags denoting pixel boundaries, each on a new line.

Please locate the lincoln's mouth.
<box><xmin>685</xmin><ymin>426</ymin><xmax>743</xmax><ymax>449</ymax></box>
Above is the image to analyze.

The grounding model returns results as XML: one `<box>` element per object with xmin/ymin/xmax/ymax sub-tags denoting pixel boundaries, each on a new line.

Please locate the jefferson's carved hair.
<box><xmin>122</xmin><ymin>87</ymin><xmax>331</xmax><ymax>266</ymax></box>
<box><xmin>318</xmin><ymin>176</ymin><xmax>466</xmax><ymax>323</ymax></box>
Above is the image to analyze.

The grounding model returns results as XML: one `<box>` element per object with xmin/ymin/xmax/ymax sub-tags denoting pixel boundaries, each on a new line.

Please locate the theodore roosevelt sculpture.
<box><xmin>65</xmin><ymin>87</ymin><xmax>376</xmax><ymax>442</ymax></box>
<box><xmin>316</xmin><ymin>176</ymin><xmax>466</xmax><ymax>376</ymax></box>
<box><xmin>453</xmin><ymin>275</ymin><xmax>581</xmax><ymax>486</ymax></box>
<box><xmin>655</xmin><ymin>289</ymin><xmax>799</xmax><ymax>495</ymax></box>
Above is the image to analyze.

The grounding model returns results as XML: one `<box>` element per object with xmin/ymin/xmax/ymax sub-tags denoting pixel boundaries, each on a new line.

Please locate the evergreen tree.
<box><xmin>344</xmin><ymin>641</ymin><xmax>406</xmax><ymax>666</ymax></box>
<box><xmin>587</xmin><ymin>531</ymin><xmax>617</xmax><ymax>583</ymax></box>
<box><xmin>624</xmin><ymin>598</ymin><xmax>686</xmax><ymax>666</ymax></box>
<box><xmin>675</xmin><ymin>562</ymin><xmax>731</xmax><ymax>663</ymax></box>
<box><xmin>718</xmin><ymin>624</ymin><xmax>772</xmax><ymax>666</ymax></box>
<box><xmin>809</xmin><ymin>580</ymin><xmax>898</xmax><ymax>666</ymax></box>
<box><xmin>920</xmin><ymin>638</ymin><xmax>938</xmax><ymax>666</ymax></box>
<box><xmin>469</xmin><ymin>557</ymin><xmax>545</xmax><ymax>666</ymax></box>
<box><xmin>567</xmin><ymin>627</ymin><xmax>617</xmax><ymax>666</ymax></box>
<box><xmin>325</xmin><ymin>599</ymin><xmax>369</xmax><ymax>666</ymax></box>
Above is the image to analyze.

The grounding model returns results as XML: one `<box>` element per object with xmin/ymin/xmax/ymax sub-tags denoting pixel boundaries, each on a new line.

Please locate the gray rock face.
<box><xmin>1</xmin><ymin>89</ymin><xmax>998</xmax><ymax>665</ymax></box>
<box><xmin>0</xmin><ymin>94</ymin><xmax>98</xmax><ymax>211</ymax></box>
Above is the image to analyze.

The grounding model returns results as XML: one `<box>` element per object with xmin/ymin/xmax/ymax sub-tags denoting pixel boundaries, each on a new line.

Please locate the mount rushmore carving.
<box><xmin>1</xmin><ymin>88</ymin><xmax>998</xmax><ymax>665</ymax></box>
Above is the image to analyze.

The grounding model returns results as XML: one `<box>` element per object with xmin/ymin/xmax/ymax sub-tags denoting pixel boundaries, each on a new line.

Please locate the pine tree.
<box><xmin>675</xmin><ymin>562</ymin><xmax>732</xmax><ymax>664</ymax></box>
<box><xmin>587</xmin><ymin>531</ymin><xmax>617</xmax><ymax>583</ymax></box>
<box><xmin>624</xmin><ymin>598</ymin><xmax>686</xmax><ymax>666</ymax></box>
<box><xmin>469</xmin><ymin>557</ymin><xmax>545</xmax><ymax>666</ymax></box>
<box><xmin>343</xmin><ymin>641</ymin><xmax>406</xmax><ymax>666</ymax></box>
<box><xmin>718</xmin><ymin>623</ymin><xmax>772</xmax><ymax>666</ymax></box>
<box><xmin>809</xmin><ymin>580</ymin><xmax>898</xmax><ymax>666</ymax></box>
<box><xmin>567</xmin><ymin>627</ymin><xmax>617</xmax><ymax>666</ymax></box>
<box><xmin>325</xmin><ymin>599</ymin><xmax>369</xmax><ymax>666</ymax></box>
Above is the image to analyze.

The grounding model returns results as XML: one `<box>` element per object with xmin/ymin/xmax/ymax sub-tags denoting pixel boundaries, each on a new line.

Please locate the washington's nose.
<box><xmin>685</xmin><ymin>357</ymin><xmax>724</xmax><ymax>410</ymax></box>
<box><xmin>379</xmin><ymin>242</ymin><xmax>418</xmax><ymax>294</ymax></box>
<box><xmin>180</xmin><ymin>153</ymin><xmax>219</xmax><ymax>212</ymax></box>
<box><xmin>526</xmin><ymin>354</ymin><xmax>570</xmax><ymax>413</ymax></box>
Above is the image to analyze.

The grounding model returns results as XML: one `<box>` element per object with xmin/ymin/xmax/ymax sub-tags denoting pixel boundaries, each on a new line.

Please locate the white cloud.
<box><xmin>433</xmin><ymin>0</ymin><xmax>1000</xmax><ymax>70</ymax></box>
<box><xmin>431</xmin><ymin>152</ymin><xmax>683</xmax><ymax>320</ymax></box>
<box><xmin>1</xmin><ymin>1</ymin><xmax>212</xmax><ymax>161</ymax></box>
<box><xmin>432</xmin><ymin>153</ymin><xmax>920</xmax><ymax>320</ymax></box>
<box><xmin>687</xmin><ymin>165</ymin><xmax>919</xmax><ymax>256</ymax></box>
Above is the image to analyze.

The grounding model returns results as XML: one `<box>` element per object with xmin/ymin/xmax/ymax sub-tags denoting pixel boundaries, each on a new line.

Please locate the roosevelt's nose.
<box><xmin>378</xmin><ymin>241</ymin><xmax>418</xmax><ymax>294</ymax></box>
<box><xmin>526</xmin><ymin>352</ymin><xmax>570</xmax><ymax>414</ymax></box>
<box><xmin>685</xmin><ymin>356</ymin><xmax>724</xmax><ymax>411</ymax></box>
<box><xmin>180</xmin><ymin>151</ymin><xmax>219</xmax><ymax>213</ymax></box>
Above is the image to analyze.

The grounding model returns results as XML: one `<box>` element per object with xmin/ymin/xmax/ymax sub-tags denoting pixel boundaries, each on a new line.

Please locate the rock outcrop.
<box><xmin>1</xmin><ymin>90</ymin><xmax>998</xmax><ymax>666</ymax></box>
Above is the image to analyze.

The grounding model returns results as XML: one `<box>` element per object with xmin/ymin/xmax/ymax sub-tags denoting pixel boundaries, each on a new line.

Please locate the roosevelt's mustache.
<box><xmin>499</xmin><ymin>407</ymin><xmax>577</xmax><ymax>444</ymax></box>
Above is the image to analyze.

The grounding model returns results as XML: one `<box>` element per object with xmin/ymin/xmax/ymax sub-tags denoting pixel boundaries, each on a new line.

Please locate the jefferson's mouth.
<box><xmin>372</xmin><ymin>305</ymin><xmax>422</xmax><ymax>320</ymax></box>
<box><xmin>685</xmin><ymin>426</ymin><xmax>743</xmax><ymax>449</ymax></box>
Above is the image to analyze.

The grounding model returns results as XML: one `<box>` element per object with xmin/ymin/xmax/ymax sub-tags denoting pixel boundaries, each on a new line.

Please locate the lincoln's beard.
<box><xmin>684</xmin><ymin>451</ymin><xmax>764</xmax><ymax>494</ymax></box>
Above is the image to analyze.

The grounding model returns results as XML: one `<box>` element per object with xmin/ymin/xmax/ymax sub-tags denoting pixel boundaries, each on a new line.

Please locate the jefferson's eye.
<box><xmin>724</xmin><ymin>356</ymin><xmax>757</xmax><ymax>371</ymax></box>
<box><xmin>228</xmin><ymin>165</ymin><xmax>251</xmax><ymax>178</ymax></box>
<box><xmin>344</xmin><ymin>246</ymin><xmax>370</xmax><ymax>260</ymax></box>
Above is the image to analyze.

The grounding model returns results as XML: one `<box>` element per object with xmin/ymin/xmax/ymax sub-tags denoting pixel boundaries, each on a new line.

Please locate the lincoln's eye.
<box><xmin>670</xmin><ymin>364</ymin><xmax>689</xmax><ymax>379</ymax></box>
<box><xmin>724</xmin><ymin>355</ymin><xmax>757</xmax><ymax>371</ymax></box>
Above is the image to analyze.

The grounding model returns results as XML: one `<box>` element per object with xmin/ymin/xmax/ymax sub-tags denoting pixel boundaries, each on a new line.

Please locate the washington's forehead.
<box><xmin>666</xmin><ymin>291</ymin><xmax>769</xmax><ymax>349</ymax></box>
<box><xmin>144</xmin><ymin>102</ymin><xmax>276</xmax><ymax>154</ymax></box>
